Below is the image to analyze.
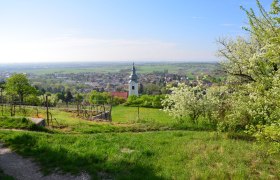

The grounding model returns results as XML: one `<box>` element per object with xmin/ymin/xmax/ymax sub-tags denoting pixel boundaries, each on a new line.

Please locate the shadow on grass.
<box><xmin>171</xmin><ymin>121</ymin><xmax>216</xmax><ymax>132</ymax></box>
<box><xmin>5</xmin><ymin>134</ymin><xmax>163</xmax><ymax>180</ymax></box>
<box><xmin>226</xmin><ymin>132</ymin><xmax>255</xmax><ymax>141</ymax></box>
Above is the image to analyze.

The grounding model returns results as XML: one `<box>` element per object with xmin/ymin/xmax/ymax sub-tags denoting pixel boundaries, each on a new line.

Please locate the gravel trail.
<box><xmin>0</xmin><ymin>143</ymin><xmax>90</xmax><ymax>180</ymax></box>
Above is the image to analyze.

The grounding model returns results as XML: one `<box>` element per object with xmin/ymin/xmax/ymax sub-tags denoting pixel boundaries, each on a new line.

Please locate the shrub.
<box><xmin>125</xmin><ymin>95</ymin><xmax>164</xmax><ymax>108</ymax></box>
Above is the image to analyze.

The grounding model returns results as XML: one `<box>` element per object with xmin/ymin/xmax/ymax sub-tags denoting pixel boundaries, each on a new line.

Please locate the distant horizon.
<box><xmin>0</xmin><ymin>59</ymin><xmax>219</xmax><ymax>65</ymax></box>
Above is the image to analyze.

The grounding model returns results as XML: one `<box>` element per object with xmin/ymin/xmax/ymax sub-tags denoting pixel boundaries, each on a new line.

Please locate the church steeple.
<box><xmin>129</xmin><ymin>62</ymin><xmax>138</xmax><ymax>83</ymax></box>
<box><xmin>128</xmin><ymin>63</ymin><xmax>139</xmax><ymax>96</ymax></box>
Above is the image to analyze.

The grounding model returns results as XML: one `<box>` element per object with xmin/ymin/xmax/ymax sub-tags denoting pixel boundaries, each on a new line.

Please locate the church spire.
<box><xmin>129</xmin><ymin>62</ymin><xmax>138</xmax><ymax>83</ymax></box>
<box><xmin>128</xmin><ymin>62</ymin><xmax>139</xmax><ymax>96</ymax></box>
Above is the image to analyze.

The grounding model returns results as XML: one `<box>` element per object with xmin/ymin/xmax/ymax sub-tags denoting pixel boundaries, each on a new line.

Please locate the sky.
<box><xmin>0</xmin><ymin>0</ymin><xmax>272</xmax><ymax>64</ymax></box>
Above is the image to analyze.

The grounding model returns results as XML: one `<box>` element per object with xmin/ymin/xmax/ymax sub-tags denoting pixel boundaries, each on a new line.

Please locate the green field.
<box><xmin>0</xmin><ymin>106</ymin><xmax>279</xmax><ymax>179</ymax></box>
<box><xmin>112</xmin><ymin>106</ymin><xmax>172</xmax><ymax>124</ymax></box>
<box><xmin>19</xmin><ymin>66</ymin><xmax>123</xmax><ymax>75</ymax></box>
<box><xmin>0</xmin><ymin>105</ymin><xmax>211</xmax><ymax>133</ymax></box>
<box><xmin>8</xmin><ymin>62</ymin><xmax>219</xmax><ymax>75</ymax></box>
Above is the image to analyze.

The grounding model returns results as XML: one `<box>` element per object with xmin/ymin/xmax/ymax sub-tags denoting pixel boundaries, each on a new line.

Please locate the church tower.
<box><xmin>128</xmin><ymin>63</ymin><xmax>138</xmax><ymax>96</ymax></box>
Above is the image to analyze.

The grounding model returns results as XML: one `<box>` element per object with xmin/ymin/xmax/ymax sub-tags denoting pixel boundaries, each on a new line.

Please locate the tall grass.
<box><xmin>0</xmin><ymin>117</ymin><xmax>49</xmax><ymax>132</ymax></box>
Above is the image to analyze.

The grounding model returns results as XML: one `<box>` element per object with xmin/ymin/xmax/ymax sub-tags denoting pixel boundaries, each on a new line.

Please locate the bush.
<box><xmin>246</xmin><ymin>120</ymin><xmax>280</xmax><ymax>154</ymax></box>
<box><xmin>162</xmin><ymin>83</ymin><xmax>228</xmax><ymax>125</ymax></box>
<box><xmin>124</xmin><ymin>95</ymin><xmax>164</xmax><ymax>108</ymax></box>
<box><xmin>112</xmin><ymin>96</ymin><xmax>126</xmax><ymax>105</ymax></box>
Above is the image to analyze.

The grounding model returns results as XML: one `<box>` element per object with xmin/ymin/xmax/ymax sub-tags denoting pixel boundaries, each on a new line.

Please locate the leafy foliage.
<box><xmin>5</xmin><ymin>74</ymin><xmax>36</xmax><ymax>103</ymax></box>
<box><xmin>162</xmin><ymin>83</ymin><xmax>207</xmax><ymax>123</ymax></box>
<box><xmin>162</xmin><ymin>1</ymin><xmax>280</xmax><ymax>149</ymax></box>
<box><xmin>216</xmin><ymin>0</ymin><xmax>280</xmax><ymax>150</ymax></box>
<box><xmin>162</xmin><ymin>82</ymin><xmax>229</xmax><ymax>125</ymax></box>
<box><xmin>125</xmin><ymin>95</ymin><xmax>164</xmax><ymax>108</ymax></box>
<box><xmin>89</xmin><ymin>91</ymin><xmax>111</xmax><ymax>105</ymax></box>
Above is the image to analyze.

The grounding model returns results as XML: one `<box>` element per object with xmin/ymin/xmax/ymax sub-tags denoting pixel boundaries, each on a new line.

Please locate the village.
<box><xmin>0</xmin><ymin>64</ymin><xmax>194</xmax><ymax>95</ymax></box>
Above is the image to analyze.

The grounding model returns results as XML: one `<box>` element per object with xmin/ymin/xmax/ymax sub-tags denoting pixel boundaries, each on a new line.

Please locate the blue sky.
<box><xmin>0</xmin><ymin>0</ymin><xmax>272</xmax><ymax>63</ymax></box>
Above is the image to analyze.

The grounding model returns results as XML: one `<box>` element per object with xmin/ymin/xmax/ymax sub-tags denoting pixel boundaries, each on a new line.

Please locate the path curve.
<box><xmin>0</xmin><ymin>143</ymin><xmax>90</xmax><ymax>180</ymax></box>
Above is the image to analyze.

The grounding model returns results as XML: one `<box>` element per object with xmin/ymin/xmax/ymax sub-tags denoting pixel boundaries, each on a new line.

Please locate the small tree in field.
<box><xmin>89</xmin><ymin>91</ymin><xmax>111</xmax><ymax>105</ymax></box>
<box><xmin>75</xmin><ymin>93</ymin><xmax>83</xmax><ymax>116</ymax></box>
<box><xmin>5</xmin><ymin>74</ymin><xmax>36</xmax><ymax>104</ymax></box>
<box><xmin>65</xmin><ymin>90</ymin><xmax>73</xmax><ymax>107</ymax></box>
<box><xmin>89</xmin><ymin>90</ymin><xmax>111</xmax><ymax>113</ymax></box>
<box><xmin>162</xmin><ymin>83</ymin><xmax>207</xmax><ymax>124</ymax></box>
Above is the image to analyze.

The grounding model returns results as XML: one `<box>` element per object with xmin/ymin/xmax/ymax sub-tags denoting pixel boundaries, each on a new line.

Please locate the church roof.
<box><xmin>129</xmin><ymin>63</ymin><xmax>138</xmax><ymax>83</ymax></box>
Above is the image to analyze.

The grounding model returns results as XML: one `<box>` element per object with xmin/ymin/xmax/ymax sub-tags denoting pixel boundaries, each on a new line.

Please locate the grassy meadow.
<box><xmin>6</xmin><ymin>62</ymin><xmax>219</xmax><ymax>75</ymax></box>
<box><xmin>0</xmin><ymin>130</ymin><xmax>279</xmax><ymax>179</ymax></box>
<box><xmin>0</xmin><ymin>106</ymin><xmax>279</xmax><ymax>179</ymax></box>
<box><xmin>0</xmin><ymin>105</ymin><xmax>212</xmax><ymax>133</ymax></box>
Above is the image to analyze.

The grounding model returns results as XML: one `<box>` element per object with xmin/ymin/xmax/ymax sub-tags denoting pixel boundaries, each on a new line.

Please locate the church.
<box><xmin>128</xmin><ymin>63</ymin><xmax>138</xmax><ymax>96</ymax></box>
<box><xmin>111</xmin><ymin>63</ymin><xmax>138</xmax><ymax>99</ymax></box>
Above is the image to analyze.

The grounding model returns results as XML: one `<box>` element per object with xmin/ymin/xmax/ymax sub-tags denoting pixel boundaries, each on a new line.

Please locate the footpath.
<box><xmin>0</xmin><ymin>143</ymin><xmax>90</xmax><ymax>180</ymax></box>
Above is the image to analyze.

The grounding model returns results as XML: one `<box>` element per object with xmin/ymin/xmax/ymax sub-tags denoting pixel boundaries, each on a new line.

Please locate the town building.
<box><xmin>111</xmin><ymin>91</ymin><xmax>128</xmax><ymax>99</ymax></box>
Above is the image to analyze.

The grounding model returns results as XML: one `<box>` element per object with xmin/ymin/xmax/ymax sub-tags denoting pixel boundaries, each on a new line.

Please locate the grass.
<box><xmin>19</xmin><ymin>66</ymin><xmax>123</xmax><ymax>75</ymax></box>
<box><xmin>0</xmin><ymin>117</ymin><xmax>32</xmax><ymax>129</ymax></box>
<box><xmin>12</xmin><ymin>62</ymin><xmax>219</xmax><ymax>75</ymax></box>
<box><xmin>112</xmin><ymin>106</ymin><xmax>216</xmax><ymax>130</ymax></box>
<box><xmin>50</xmin><ymin>106</ymin><xmax>214</xmax><ymax>133</ymax></box>
<box><xmin>0</xmin><ymin>106</ymin><xmax>279</xmax><ymax>179</ymax></box>
<box><xmin>0</xmin><ymin>130</ymin><xmax>279</xmax><ymax>179</ymax></box>
<box><xmin>0</xmin><ymin>116</ymin><xmax>48</xmax><ymax>132</ymax></box>
<box><xmin>0</xmin><ymin>105</ymin><xmax>216</xmax><ymax>134</ymax></box>
<box><xmin>112</xmin><ymin>106</ymin><xmax>172</xmax><ymax>124</ymax></box>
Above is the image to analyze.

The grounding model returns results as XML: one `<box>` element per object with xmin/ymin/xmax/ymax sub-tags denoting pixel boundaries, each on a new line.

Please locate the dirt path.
<box><xmin>0</xmin><ymin>143</ymin><xmax>90</xmax><ymax>180</ymax></box>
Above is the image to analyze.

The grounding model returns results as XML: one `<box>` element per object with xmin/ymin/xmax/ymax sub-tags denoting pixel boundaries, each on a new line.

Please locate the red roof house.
<box><xmin>111</xmin><ymin>92</ymin><xmax>128</xmax><ymax>99</ymax></box>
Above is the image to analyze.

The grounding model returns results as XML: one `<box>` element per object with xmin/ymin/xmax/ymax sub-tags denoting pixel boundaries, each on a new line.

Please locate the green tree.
<box><xmin>56</xmin><ymin>91</ymin><xmax>66</xmax><ymax>102</ymax></box>
<box><xmin>65</xmin><ymin>90</ymin><xmax>73</xmax><ymax>106</ymax></box>
<box><xmin>216</xmin><ymin>0</ymin><xmax>280</xmax><ymax>148</ymax></box>
<box><xmin>0</xmin><ymin>81</ymin><xmax>5</xmax><ymax>89</ymax></box>
<box><xmin>143</xmin><ymin>83</ymin><xmax>162</xmax><ymax>95</ymax></box>
<box><xmin>25</xmin><ymin>94</ymin><xmax>40</xmax><ymax>106</ymax></box>
<box><xmin>217</xmin><ymin>0</ymin><xmax>280</xmax><ymax>84</ymax></box>
<box><xmin>75</xmin><ymin>93</ymin><xmax>83</xmax><ymax>103</ymax></box>
<box><xmin>89</xmin><ymin>90</ymin><xmax>111</xmax><ymax>105</ymax></box>
<box><xmin>217</xmin><ymin>0</ymin><xmax>280</xmax><ymax>123</ymax></box>
<box><xmin>162</xmin><ymin>83</ymin><xmax>207</xmax><ymax>123</ymax></box>
<box><xmin>5</xmin><ymin>74</ymin><xmax>36</xmax><ymax>104</ymax></box>
<box><xmin>75</xmin><ymin>93</ymin><xmax>83</xmax><ymax>116</ymax></box>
